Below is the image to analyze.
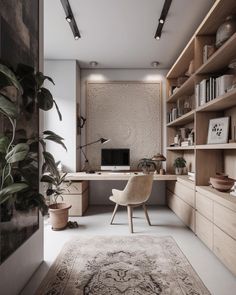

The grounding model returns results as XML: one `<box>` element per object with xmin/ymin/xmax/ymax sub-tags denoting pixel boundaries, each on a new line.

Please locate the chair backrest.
<box><xmin>122</xmin><ymin>174</ymin><xmax>153</xmax><ymax>205</ymax></box>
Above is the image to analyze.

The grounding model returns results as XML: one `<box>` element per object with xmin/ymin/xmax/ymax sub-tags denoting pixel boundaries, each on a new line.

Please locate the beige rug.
<box><xmin>36</xmin><ymin>235</ymin><xmax>210</xmax><ymax>295</ymax></box>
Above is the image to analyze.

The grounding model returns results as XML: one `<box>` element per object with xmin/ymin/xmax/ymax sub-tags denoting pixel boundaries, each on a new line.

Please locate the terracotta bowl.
<box><xmin>209</xmin><ymin>177</ymin><xmax>235</xmax><ymax>192</ymax></box>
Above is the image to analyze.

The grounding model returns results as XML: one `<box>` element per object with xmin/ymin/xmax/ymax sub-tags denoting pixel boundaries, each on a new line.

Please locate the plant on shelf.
<box><xmin>137</xmin><ymin>158</ymin><xmax>157</xmax><ymax>174</ymax></box>
<box><xmin>173</xmin><ymin>157</ymin><xmax>186</xmax><ymax>175</ymax></box>
<box><xmin>0</xmin><ymin>63</ymin><xmax>64</xmax><ymax>217</ymax></box>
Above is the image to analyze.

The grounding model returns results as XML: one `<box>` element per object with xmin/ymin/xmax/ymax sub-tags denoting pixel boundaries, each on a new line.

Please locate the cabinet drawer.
<box><xmin>171</xmin><ymin>181</ymin><xmax>195</xmax><ymax>207</ymax></box>
<box><xmin>62</xmin><ymin>189</ymin><xmax>88</xmax><ymax>216</ymax></box>
<box><xmin>214</xmin><ymin>202</ymin><xmax>236</xmax><ymax>240</ymax></box>
<box><xmin>196</xmin><ymin>212</ymin><xmax>213</xmax><ymax>250</ymax></box>
<box><xmin>196</xmin><ymin>192</ymin><xmax>213</xmax><ymax>221</ymax></box>
<box><xmin>213</xmin><ymin>225</ymin><xmax>236</xmax><ymax>276</ymax></box>
<box><xmin>62</xmin><ymin>181</ymin><xmax>88</xmax><ymax>194</ymax></box>
<box><xmin>167</xmin><ymin>190</ymin><xmax>195</xmax><ymax>231</ymax></box>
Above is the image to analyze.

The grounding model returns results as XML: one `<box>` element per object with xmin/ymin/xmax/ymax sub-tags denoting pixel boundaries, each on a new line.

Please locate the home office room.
<box><xmin>0</xmin><ymin>1</ymin><xmax>236</xmax><ymax>295</ymax></box>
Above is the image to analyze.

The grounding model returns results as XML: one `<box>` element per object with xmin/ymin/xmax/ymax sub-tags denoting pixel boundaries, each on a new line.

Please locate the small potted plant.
<box><xmin>137</xmin><ymin>158</ymin><xmax>157</xmax><ymax>174</ymax></box>
<box><xmin>174</xmin><ymin>157</ymin><xmax>186</xmax><ymax>175</ymax></box>
<box><xmin>41</xmin><ymin>160</ymin><xmax>71</xmax><ymax>231</ymax></box>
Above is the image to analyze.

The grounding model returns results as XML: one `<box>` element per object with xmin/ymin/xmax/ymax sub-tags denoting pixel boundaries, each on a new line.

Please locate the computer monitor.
<box><xmin>101</xmin><ymin>148</ymin><xmax>130</xmax><ymax>171</ymax></box>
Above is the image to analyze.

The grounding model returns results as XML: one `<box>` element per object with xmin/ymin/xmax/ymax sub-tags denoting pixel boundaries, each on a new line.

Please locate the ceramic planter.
<box><xmin>49</xmin><ymin>202</ymin><xmax>72</xmax><ymax>230</ymax></box>
<box><xmin>175</xmin><ymin>167</ymin><xmax>183</xmax><ymax>175</ymax></box>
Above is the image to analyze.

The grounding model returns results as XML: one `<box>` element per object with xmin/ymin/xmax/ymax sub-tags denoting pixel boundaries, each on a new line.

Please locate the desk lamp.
<box><xmin>79</xmin><ymin>138</ymin><xmax>110</xmax><ymax>173</ymax></box>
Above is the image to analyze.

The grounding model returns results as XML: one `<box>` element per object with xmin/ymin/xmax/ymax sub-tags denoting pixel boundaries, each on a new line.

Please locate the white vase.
<box><xmin>175</xmin><ymin>167</ymin><xmax>183</xmax><ymax>175</ymax></box>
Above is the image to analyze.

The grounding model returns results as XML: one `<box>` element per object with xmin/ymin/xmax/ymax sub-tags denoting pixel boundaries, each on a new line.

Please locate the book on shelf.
<box><xmin>195</xmin><ymin>75</ymin><xmax>234</xmax><ymax>107</ymax></box>
<box><xmin>181</xmin><ymin>141</ymin><xmax>190</xmax><ymax>147</ymax></box>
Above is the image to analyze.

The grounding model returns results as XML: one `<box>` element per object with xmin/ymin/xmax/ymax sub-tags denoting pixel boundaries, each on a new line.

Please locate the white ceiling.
<box><xmin>44</xmin><ymin>0</ymin><xmax>214</xmax><ymax>69</ymax></box>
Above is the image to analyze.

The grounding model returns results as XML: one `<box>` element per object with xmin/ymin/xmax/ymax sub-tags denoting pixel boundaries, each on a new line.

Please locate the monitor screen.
<box><xmin>101</xmin><ymin>149</ymin><xmax>130</xmax><ymax>166</ymax></box>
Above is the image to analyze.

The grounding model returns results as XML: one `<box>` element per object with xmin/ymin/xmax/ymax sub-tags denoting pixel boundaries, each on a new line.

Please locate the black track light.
<box><xmin>154</xmin><ymin>0</ymin><xmax>172</xmax><ymax>40</ymax></box>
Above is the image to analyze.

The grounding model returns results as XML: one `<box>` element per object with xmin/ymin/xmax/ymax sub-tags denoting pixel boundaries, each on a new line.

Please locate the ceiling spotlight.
<box><xmin>89</xmin><ymin>61</ymin><xmax>98</xmax><ymax>67</ymax></box>
<box><xmin>154</xmin><ymin>0</ymin><xmax>172</xmax><ymax>40</ymax></box>
<box><xmin>155</xmin><ymin>36</ymin><xmax>160</xmax><ymax>40</ymax></box>
<box><xmin>74</xmin><ymin>35</ymin><xmax>80</xmax><ymax>40</ymax></box>
<box><xmin>151</xmin><ymin>61</ymin><xmax>159</xmax><ymax>68</ymax></box>
<box><xmin>66</xmin><ymin>15</ymin><xmax>72</xmax><ymax>22</ymax></box>
<box><xmin>159</xmin><ymin>19</ymin><xmax>164</xmax><ymax>24</ymax></box>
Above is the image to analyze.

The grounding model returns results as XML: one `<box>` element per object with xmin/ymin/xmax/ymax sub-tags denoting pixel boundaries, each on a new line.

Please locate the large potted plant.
<box><xmin>0</xmin><ymin>63</ymin><xmax>65</xmax><ymax>216</ymax></box>
<box><xmin>173</xmin><ymin>157</ymin><xmax>186</xmax><ymax>175</ymax></box>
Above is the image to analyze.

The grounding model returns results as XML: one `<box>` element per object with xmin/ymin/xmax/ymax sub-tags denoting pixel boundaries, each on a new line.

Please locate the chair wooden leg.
<box><xmin>127</xmin><ymin>205</ymin><xmax>133</xmax><ymax>233</ymax></box>
<box><xmin>143</xmin><ymin>204</ymin><xmax>151</xmax><ymax>226</ymax></box>
<box><xmin>110</xmin><ymin>204</ymin><xmax>119</xmax><ymax>224</ymax></box>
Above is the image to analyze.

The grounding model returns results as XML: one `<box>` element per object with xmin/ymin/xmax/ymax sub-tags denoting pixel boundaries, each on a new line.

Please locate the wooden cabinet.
<box><xmin>62</xmin><ymin>181</ymin><xmax>89</xmax><ymax>216</ymax></box>
<box><xmin>213</xmin><ymin>225</ymin><xmax>236</xmax><ymax>276</ymax></box>
<box><xmin>168</xmin><ymin>180</ymin><xmax>195</xmax><ymax>207</ymax></box>
<box><xmin>196</xmin><ymin>192</ymin><xmax>213</xmax><ymax>221</ymax></box>
<box><xmin>196</xmin><ymin>211</ymin><xmax>213</xmax><ymax>250</ymax></box>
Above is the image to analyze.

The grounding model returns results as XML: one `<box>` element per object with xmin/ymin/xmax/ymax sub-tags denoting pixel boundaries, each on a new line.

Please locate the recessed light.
<box><xmin>89</xmin><ymin>61</ymin><xmax>98</xmax><ymax>67</ymax></box>
<box><xmin>151</xmin><ymin>61</ymin><xmax>159</xmax><ymax>68</ymax></box>
<box><xmin>66</xmin><ymin>15</ymin><xmax>72</xmax><ymax>22</ymax></box>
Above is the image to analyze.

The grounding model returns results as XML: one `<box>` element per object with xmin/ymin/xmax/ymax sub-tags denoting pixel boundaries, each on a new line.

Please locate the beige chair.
<box><xmin>109</xmin><ymin>174</ymin><xmax>153</xmax><ymax>233</ymax></box>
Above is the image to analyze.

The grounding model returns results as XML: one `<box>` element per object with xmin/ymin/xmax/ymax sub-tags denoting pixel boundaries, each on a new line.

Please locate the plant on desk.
<box><xmin>137</xmin><ymin>158</ymin><xmax>157</xmax><ymax>174</ymax></box>
<box><xmin>173</xmin><ymin>157</ymin><xmax>186</xmax><ymax>175</ymax></box>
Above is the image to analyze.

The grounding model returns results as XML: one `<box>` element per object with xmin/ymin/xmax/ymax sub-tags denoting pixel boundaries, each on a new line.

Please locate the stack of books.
<box><xmin>181</xmin><ymin>140</ymin><xmax>190</xmax><ymax>147</ymax></box>
<box><xmin>195</xmin><ymin>75</ymin><xmax>234</xmax><ymax>107</ymax></box>
<box><xmin>188</xmin><ymin>172</ymin><xmax>195</xmax><ymax>182</ymax></box>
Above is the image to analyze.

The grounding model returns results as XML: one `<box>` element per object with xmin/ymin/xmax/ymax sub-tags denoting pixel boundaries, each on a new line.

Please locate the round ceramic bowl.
<box><xmin>209</xmin><ymin>177</ymin><xmax>234</xmax><ymax>192</ymax></box>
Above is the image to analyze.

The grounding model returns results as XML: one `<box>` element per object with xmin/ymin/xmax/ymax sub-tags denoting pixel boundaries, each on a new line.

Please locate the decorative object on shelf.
<box><xmin>185</xmin><ymin>60</ymin><xmax>194</xmax><ymax>77</ymax></box>
<box><xmin>79</xmin><ymin>138</ymin><xmax>110</xmax><ymax>173</ymax></box>
<box><xmin>216</xmin><ymin>15</ymin><xmax>236</xmax><ymax>48</ymax></box>
<box><xmin>188</xmin><ymin>172</ymin><xmax>195</xmax><ymax>182</ymax></box>
<box><xmin>152</xmin><ymin>153</ymin><xmax>166</xmax><ymax>173</ymax></box>
<box><xmin>209</xmin><ymin>174</ymin><xmax>235</xmax><ymax>192</ymax></box>
<box><xmin>137</xmin><ymin>158</ymin><xmax>157</xmax><ymax>174</ymax></box>
<box><xmin>207</xmin><ymin>117</ymin><xmax>230</xmax><ymax>144</ymax></box>
<box><xmin>173</xmin><ymin>157</ymin><xmax>186</xmax><ymax>175</ymax></box>
<box><xmin>203</xmin><ymin>45</ymin><xmax>216</xmax><ymax>63</ymax></box>
<box><xmin>41</xmin><ymin>172</ymin><xmax>72</xmax><ymax>231</ymax></box>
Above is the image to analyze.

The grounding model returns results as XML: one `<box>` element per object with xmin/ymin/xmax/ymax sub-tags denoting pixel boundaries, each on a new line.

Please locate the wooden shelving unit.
<box><xmin>165</xmin><ymin>0</ymin><xmax>236</xmax><ymax>276</ymax></box>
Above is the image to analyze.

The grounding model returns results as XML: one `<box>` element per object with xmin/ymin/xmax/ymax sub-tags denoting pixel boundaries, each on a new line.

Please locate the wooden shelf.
<box><xmin>166</xmin><ymin>38</ymin><xmax>195</xmax><ymax>79</ymax></box>
<box><xmin>167</xmin><ymin>75</ymin><xmax>195</xmax><ymax>103</ymax></box>
<box><xmin>196</xmin><ymin>186</ymin><xmax>236</xmax><ymax>212</ymax></box>
<box><xmin>196</xmin><ymin>88</ymin><xmax>236</xmax><ymax>112</ymax></box>
<box><xmin>196</xmin><ymin>143</ymin><xmax>236</xmax><ymax>150</ymax></box>
<box><xmin>167</xmin><ymin>146</ymin><xmax>195</xmax><ymax>151</ymax></box>
<box><xmin>196</xmin><ymin>33</ymin><xmax>236</xmax><ymax>75</ymax></box>
<box><xmin>167</xmin><ymin>110</ymin><xmax>195</xmax><ymax>127</ymax></box>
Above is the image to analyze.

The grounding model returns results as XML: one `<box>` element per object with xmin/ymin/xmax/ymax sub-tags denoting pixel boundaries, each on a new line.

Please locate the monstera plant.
<box><xmin>0</xmin><ymin>63</ymin><xmax>65</xmax><ymax>215</ymax></box>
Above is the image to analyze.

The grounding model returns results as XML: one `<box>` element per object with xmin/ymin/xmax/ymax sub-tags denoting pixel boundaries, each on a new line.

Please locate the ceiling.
<box><xmin>44</xmin><ymin>0</ymin><xmax>215</xmax><ymax>69</ymax></box>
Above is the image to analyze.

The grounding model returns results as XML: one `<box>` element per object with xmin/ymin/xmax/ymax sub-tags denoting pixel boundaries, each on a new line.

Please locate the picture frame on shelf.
<box><xmin>207</xmin><ymin>117</ymin><xmax>230</xmax><ymax>144</ymax></box>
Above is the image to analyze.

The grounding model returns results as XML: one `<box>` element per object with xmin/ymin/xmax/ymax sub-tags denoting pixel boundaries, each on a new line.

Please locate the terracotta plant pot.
<box><xmin>49</xmin><ymin>203</ymin><xmax>72</xmax><ymax>231</ymax></box>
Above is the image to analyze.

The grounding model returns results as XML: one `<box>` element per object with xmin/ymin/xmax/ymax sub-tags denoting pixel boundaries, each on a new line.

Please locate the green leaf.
<box><xmin>43</xmin><ymin>130</ymin><xmax>64</xmax><ymax>140</ymax></box>
<box><xmin>53</xmin><ymin>100</ymin><xmax>62</xmax><ymax>121</ymax></box>
<box><xmin>0</xmin><ymin>182</ymin><xmax>28</xmax><ymax>204</ymax></box>
<box><xmin>42</xmin><ymin>151</ymin><xmax>60</xmax><ymax>179</ymax></box>
<box><xmin>0</xmin><ymin>136</ymin><xmax>10</xmax><ymax>154</ymax></box>
<box><xmin>6</xmin><ymin>143</ymin><xmax>30</xmax><ymax>163</ymax></box>
<box><xmin>41</xmin><ymin>174</ymin><xmax>56</xmax><ymax>185</ymax></box>
<box><xmin>0</xmin><ymin>64</ymin><xmax>23</xmax><ymax>94</ymax></box>
<box><xmin>35</xmin><ymin>72</ymin><xmax>55</xmax><ymax>87</ymax></box>
<box><xmin>37</xmin><ymin>87</ymin><xmax>53</xmax><ymax>110</ymax></box>
<box><xmin>44</xmin><ymin>135</ymin><xmax>67</xmax><ymax>151</ymax></box>
<box><xmin>0</xmin><ymin>94</ymin><xmax>18</xmax><ymax>118</ymax></box>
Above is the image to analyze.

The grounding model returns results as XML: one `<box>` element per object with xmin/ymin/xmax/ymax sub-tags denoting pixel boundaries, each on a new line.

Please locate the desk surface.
<box><xmin>66</xmin><ymin>172</ymin><xmax>177</xmax><ymax>181</ymax></box>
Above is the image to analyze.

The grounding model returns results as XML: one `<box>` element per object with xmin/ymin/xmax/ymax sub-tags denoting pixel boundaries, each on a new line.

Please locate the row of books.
<box><xmin>196</xmin><ymin>75</ymin><xmax>234</xmax><ymax>107</ymax></box>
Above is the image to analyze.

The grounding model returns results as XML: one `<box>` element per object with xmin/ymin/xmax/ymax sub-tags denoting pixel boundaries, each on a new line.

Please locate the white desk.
<box><xmin>66</xmin><ymin>172</ymin><xmax>177</xmax><ymax>181</ymax></box>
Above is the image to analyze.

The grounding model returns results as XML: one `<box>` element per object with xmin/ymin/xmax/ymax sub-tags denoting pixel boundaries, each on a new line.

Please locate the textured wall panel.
<box><xmin>86</xmin><ymin>82</ymin><xmax>162</xmax><ymax>170</ymax></box>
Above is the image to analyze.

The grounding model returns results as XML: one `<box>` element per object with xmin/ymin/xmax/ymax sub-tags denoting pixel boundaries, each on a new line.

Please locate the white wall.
<box><xmin>80</xmin><ymin>69</ymin><xmax>168</xmax><ymax>205</ymax></box>
<box><xmin>43</xmin><ymin>60</ymin><xmax>80</xmax><ymax>172</ymax></box>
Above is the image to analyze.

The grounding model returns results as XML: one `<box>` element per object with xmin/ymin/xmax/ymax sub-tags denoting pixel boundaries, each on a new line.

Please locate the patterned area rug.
<box><xmin>36</xmin><ymin>235</ymin><xmax>210</xmax><ymax>295</ymax></box>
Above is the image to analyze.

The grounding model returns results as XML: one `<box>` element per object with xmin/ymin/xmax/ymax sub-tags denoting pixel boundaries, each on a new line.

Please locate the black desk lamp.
<box><xmin>79</xmin><ymin>137</ymin><xmax>110</xmax><ymax>173</ymax></box>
